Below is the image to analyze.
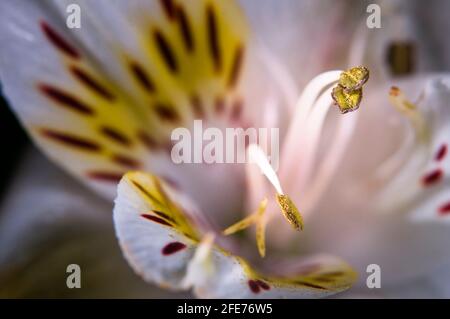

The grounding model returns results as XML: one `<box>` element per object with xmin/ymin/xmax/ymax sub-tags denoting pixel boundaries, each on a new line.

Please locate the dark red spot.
<box><xmin>160</xmin><ymin>0</ymin><xmax>176</xmax><ymax>20</ymax></box>
<box><xmin>70</xmin><ymin>66</ymin><xmax>115</xmax><ymax>101</ymax></box>
<box><xmin>228</xmin><ymin>45</ymin><xmax>244</xmax><ymax>89</ymax></box>
<box><xmin>177</xmin><ymin>6</ymin><xmax>194</xmax><ymax>52</ymax></box>
<box><xmin>206</xmin><ymin>5</ymin><xmax>221</xmax><ymax>72</ymax></box>
<box><xmin>255</xmin><ymin>280</ymin><xmax>270</xmax><ymax>291</ymax></box>
<box><xmin>130</xmin><ymin>62</ymin><xmax>155</xmax><ymax>92</ymax></box>
<box><xmin>248</xmin><ymin>280</ymin><xmax>260</xmax><ymax>294</ymax></box>
<box><xmin>40</xmin><ymin>21</ymin><xmax>80</xmax><ymax>59</ymax></box>
<box><xmin>162</xmin><ymin>242</ymin><xmax>186</xmax><ymax>255</ymax></box>
<box><xmin>141</xmin><ymin>214</ymin><xmax>172</xmax><ymax>226</ymax></box>
<box><xmin>100</xmin><ymin>126</ymin><xmax>132</xmax><ymax>147</ymax></box>
<box><xmin>422</xmin><ymin>169</ymin><xmax>443</xmax><ymax>186</ymax></box>
<box><xmin>439</xmin><ymin>202</ymin><xmax>450</xmax><ymax>215</ymax></box>
<box><xmin>154</xmin><ymin>30</ymin><xmax>178</xmax><ymax>73</ymax></box>
<box><xmin>154</xmin><ymin>103</ymin><xmax>180</xmax><ymax>122</ymax></box>
<box><xmin>39</xmin><ymin>84</ymin><xmax>94</xmax><ymax>115</ymax></box>
<box><xmin>435</xmin><ymin>144</ymin><xmax>448</xmax><ymax>162</ymax></box>
<box><xmin>87</xmin><ymin>171</ymin><xmax>123</xmax><ymax>183</ymax></box>
<box><xmin>112</xmin><ymin>154</ymin><xmax>142</xmax><ymax>168</ymax></box>
<box><xmin>41</xmin><ymin>129</ymin><xmax>101</xmax><ymax>151</ymax></box>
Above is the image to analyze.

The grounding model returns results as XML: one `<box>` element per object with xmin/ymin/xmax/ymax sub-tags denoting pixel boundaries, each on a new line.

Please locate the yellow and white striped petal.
<box><xmin>113</xmin><ymin>171</ymin><xmax>357</xmax><ymax>297</ymax></box>
<box><xmin>193</xmin><ymin>252</ymin><xmax>357</xmax><ymax>298</ymax></box>
<box><xmin>0</xmin><ymin>0</ymin><xmax>280</xmax><ymax>200</ymax></box>
<box><xmin>113</xmin><ymin>171</ymin><xmax>208</xmax><ymax>289</ymax></box>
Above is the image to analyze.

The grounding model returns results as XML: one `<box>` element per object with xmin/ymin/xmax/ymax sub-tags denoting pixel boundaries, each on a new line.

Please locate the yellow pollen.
<box><xmin>275</xmin><ymin>194</ymin><xmax>304</xmax><ymax>231</ymax></box>
<box><xmin>332</xmin><ymin>66</ymin><xmax>370</xmax><ymax>114</ymax></box>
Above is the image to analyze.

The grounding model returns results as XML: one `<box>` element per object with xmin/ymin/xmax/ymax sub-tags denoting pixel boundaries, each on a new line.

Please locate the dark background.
<box><xmin>0</xmin><ymin>90</ymin><xmax>28</xmax><ymax>201</ymax></box>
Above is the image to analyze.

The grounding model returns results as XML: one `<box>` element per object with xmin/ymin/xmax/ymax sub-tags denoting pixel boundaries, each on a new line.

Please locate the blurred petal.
<box><xmin>239</xmin><ymin>0</ymin><xmax>365</xmax><ymax>87</ymax></box>
<box><xmin>0</xmin><ymin>0</ymin><xmax>295</xmax><ymax>227</ymax></box>
<box><xmin>374</xmin><ymin>76</ymin><xmax>450</xmax><ymax>222</ymax></box>
<box><xmin>298</xmin><ymin>74</ymin><xmax>450</xmax><ymax>291</ymax></box>
<box><xmin>0</xmin><ymin>0</ymin><xmax>282</xmax><ymax>201</ymax></box>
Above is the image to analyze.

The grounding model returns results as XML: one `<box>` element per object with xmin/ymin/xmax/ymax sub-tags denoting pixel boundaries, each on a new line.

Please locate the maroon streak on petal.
<box><xmin>154</xmin><ymin>103</ymin><xmax>180</xmax><ymax>123</ymax></box>
<box><xmin>131</xmin><ymin>181</ymin><xmax>165</xmax><ymax>207</ymax></box>
<box><xmin>228</xmin><ymin>45</ymin><xmax>244</xmax><ymax>89</ymax></box>
<box><xmin>87</xmin><ymin>171</ymin><xmax>124</xmax><ymax>183</ymax></box>
<box><xmin>39</xmin><ymin>84</ymin><xmax>95</xmax><ymax>115</ymax></box>
<box><xmin>70</xmin><ymin>66</ymin><xmax>115</xmax><ymax>101</ymax></box>
<box><xmin>160</xmin><ymin>0</ymin><xmax>176</xmax><ymax>20</ymax></box>
<box><xmin>111</xmin><ymin>154</ymin><xmax>142</xmax><ymax>169</ymax></box>
<box><xmin>435</xmin><ymin>144</ymin><xmax>448</xmax><ymax>162</ymax></box>
<box><xmin>439</xmin><ymin>202</ymin><xmax>450</xmax><ymax>215</ymax></box>
<box><xmin>294</xmin><ymin>281</ymin><xmax>326</xmax><ymax>289</ymax></box>
<box><xmin>422</xmin><ymin>169</ymin><xmax>443</xmax><ymax>186</ymax></box>
<box><xmin>100</xmin><ymin>126</ymin><xmax>132</xmax><ymax>147</ymax></box>
<box><xmin>255</xmin><ymin>280</ymin><xmax>270</xmax><ymax>291</ymax></box>
<box><xmin>40</xmin><ymin>21</ymin><xmax>80</xmax><ymax>59</ymax></box>
<box><xmin>152</xmin><ymin>210</ymin><xmax>177</xmax><ymax>224</ymax></box>
<box><xmin>177</xmin><ymin>6</ymin><xmax>194</xmax><ymax>52</ymax></box>
<box><xmin>206</xmin><ymin>5</ymin><xmax>221</xmax><ymax>72</ymax></box>
<box><xmin>41</xmin><ymin>129</ymin><xmax>101</xmax><ymax>152</ymax></box>
<box><xmin>130</xmin><ymin>62</ymin><xmax>155</xmax><ymax>92</ymax></box>
<box><xmin>248</xmin><ymin>280</ymin><xmax>260</xmax><ymax>294</ymax></box>
<box><xmin>162</xmin><ymin>242</ymin><xmax>187</xmax><ymax>255</ymax></box>
<box><xmin>153</xmin><ymin>30</ymin><xmax>178</xmax><ymax>73</ymax></box>
<box><xmin>141</xmin><ymin>214</ymin><xmax>172</xmax><ymax>226</ymax></box>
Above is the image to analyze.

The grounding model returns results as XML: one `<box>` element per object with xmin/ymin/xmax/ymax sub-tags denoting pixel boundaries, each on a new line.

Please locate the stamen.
<box><xmin>276</xmin><ymin>194</ymin><xmax>304</xmax><ymax>231</ymax></box>
<box><xmin>248</xmin><ymin>144</ymin><xmax>304</xmax><ymax>232</ymax></box>
<box><xmin>223</xmin><ymin>199</ymin><xmax>268</xmax><ymax>257</ymax></box>
<box><xmin>388</xmin><ymin>86</ymin><xmax>429</xmax><ymax>143</ymax></box>
<box><xmin>223</xmin><ymin>210</ymin><xmax>259</xmax><ymax>236</ymax></box>
<box><xmin>248</xmin><ymin>144</ymin><xmax>283</xmax><ymax>194</ymax></box>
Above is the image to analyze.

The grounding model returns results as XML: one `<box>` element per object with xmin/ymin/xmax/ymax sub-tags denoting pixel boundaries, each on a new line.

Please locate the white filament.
<box><xmin>280</xmin><ymin>71</ymin><xmax>342</xmax><ymax>181</ymax></box>
<box><xmin>302</xmin><ymin>111</ymin><xmax>359</xmax><ymax>211</ymax></box>
<box><xmin>248</xmin><ymin>144</ymin><xmax>284</xmax><ymax>194</ymax></box>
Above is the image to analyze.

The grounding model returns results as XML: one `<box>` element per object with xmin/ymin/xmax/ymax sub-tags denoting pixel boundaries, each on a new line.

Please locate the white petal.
<box><xmin>113</xmin><ymin>171</ymin><xmax>357</xmax><ymax>298</ymax></box>
<box><xmin>113</xmin><ymin>171</ymin><xmax>206</xmax><ymax>290</ymax></box>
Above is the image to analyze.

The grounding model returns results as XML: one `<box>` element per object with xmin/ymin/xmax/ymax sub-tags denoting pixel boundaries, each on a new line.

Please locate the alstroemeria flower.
<box><xmin>1</xmin><ymin>0</ymin><xmax>449</xmax><ymax>298</ymax></box>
